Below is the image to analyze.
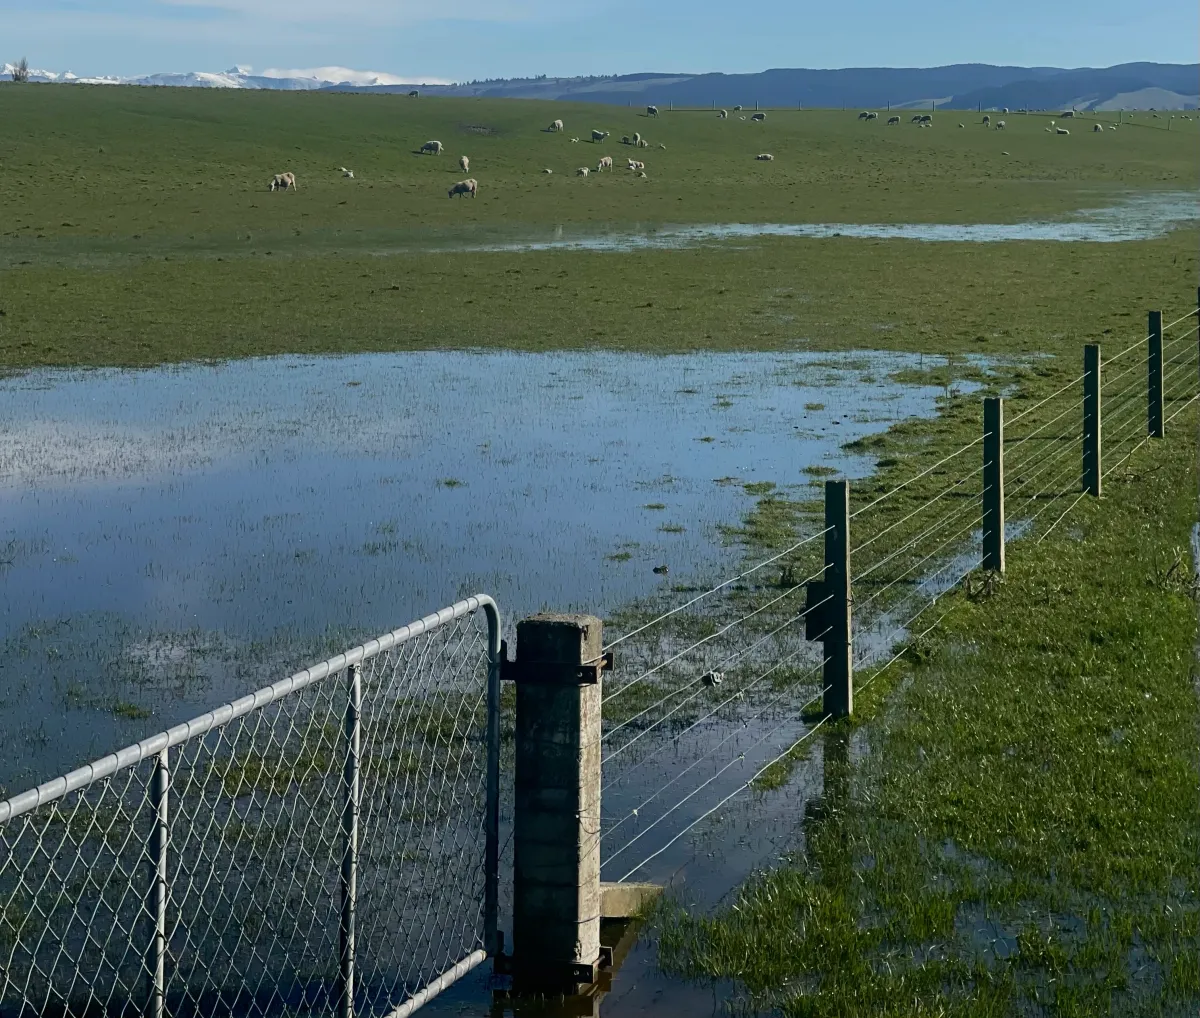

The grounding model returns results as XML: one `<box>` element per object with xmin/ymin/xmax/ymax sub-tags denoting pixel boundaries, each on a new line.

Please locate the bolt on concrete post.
<box><xmin>1149</xmin><ymin>310</ymin><xmax>1164</xmax><ymax>438</ymax></box>
<box><xmin>821</xmin><ymin>481</ymin><xmax>852</xmax><ymax>720</ymax></box>
<box><xmin>1083</xmin><ymin>345</ymin><xmax>1102</xmax><ymax>496</ymax></box>
<box><xmin>982</xmin><ymin>398</ymin><xmax>1006</xmax><ymax>572</ymax></box>
<box><xmin>511</xmin><ymin>613</ymin><xmax>604</xmax><ymax>994</ymax></box>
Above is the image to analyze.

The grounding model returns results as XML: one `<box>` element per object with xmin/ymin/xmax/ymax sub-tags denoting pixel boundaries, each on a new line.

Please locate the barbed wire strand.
<box><xmin>1006</xmin><ymin>395</ymin><xmax>1085</xmax><ymax>451</ymax></box>
<box><xmin>1005</xmin><ymin>370</ymin><xmax>1088</xmax><ymax>427</ymax></box>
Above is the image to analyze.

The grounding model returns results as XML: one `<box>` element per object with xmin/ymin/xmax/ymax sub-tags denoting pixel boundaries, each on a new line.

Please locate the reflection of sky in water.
<box><xmin>0</xmin><ymin>350</ymin><xmax>982</xmax><ymax>786</ymax></box>
<box><xmin>404</xmin><ymin>190</ymin><xmax>1200</xmax><ymax>252</ymax></box>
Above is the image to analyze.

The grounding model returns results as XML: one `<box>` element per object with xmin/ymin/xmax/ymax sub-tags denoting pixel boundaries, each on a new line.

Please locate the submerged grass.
<box><xmin>655</xmin><ymin>415</ymin><xmax>1200</xmax><ymax>1015</ymax></box>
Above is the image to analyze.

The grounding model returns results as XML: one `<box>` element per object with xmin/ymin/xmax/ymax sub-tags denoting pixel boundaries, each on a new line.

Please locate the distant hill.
<box><xmin>333</xmin><ymin>62</ymin><xmax>1198</xmax><ymax>111</ymax></box>
<box><xmin>5</xmin><ymin>61</ymin><xmax>1196</xmax><ymax>110</ymax></box>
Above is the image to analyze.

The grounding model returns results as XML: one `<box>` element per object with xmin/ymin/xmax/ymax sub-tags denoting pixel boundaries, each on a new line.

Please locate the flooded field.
<box><xmin>0</xmin><ymin>349</ymin><xmax>989</xmax><ymax>791</ymax></box>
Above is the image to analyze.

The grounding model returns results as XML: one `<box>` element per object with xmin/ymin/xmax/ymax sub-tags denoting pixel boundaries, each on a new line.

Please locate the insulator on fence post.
<box><xmin>982</xmin><ymin>398</ymin><xmax>1006</xmax><ymax>572</ymax></box>
<box><xmin>509</xmin><ymin>614</ymin><xmax>609</xmax><ymax>993</ymax></box>
<box><xmin>1083</xmin><ymin>345</ymin><xmax>1102</xmax><ymax>496</ymax></box>
<box><xmin>821</xmin><ymin>480</ymin><xmax>853</xmax><ymax>720</ymax></box>
<box><xmin>1149</xmin><ymin>310</ymin><xmax>1164</xmax><ymax>438</ymax></box>
<box><xmin>147</xmin><ymin>749</ymin><xmax>169</xmax><ymax>1018</ymax></box>
<box><xmin>340</xmin><ymin>663</ymin><xmax>362</xmax><ymax>1018</ymax></box>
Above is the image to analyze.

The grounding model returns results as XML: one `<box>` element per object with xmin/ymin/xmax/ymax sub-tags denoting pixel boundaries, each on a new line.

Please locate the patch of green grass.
<box><xmin>804</xmin><ymin>402</ymin><xmax>826</xmax><ymax>411</ymax></box>
<box><xmin>437</xmin><ymin>477</ymin><xmax>465</xmax><ymax>488</ymax></box>
<box><xmin>803</xmin><ymin>464</ymin><xmax>838</xmax><ymax>478</ymax></box>
<box><xmin>110</xmin><ymin>700</ymin><xmax>151</xmax><ymax>720</ymax></box>
<box><xmin>643</xmin><ymin>502</ymin><xmax>667</xmax><ymax>510</ymax></box>
<box><xmin>606</xmin><ymin>550</ymin><xmax>633</xmax><ymax>562</ymax></box>
<box><xmin>659</xmin><ymin>523</ymin><xmax>686</xmax><ymax>534</ymax></box>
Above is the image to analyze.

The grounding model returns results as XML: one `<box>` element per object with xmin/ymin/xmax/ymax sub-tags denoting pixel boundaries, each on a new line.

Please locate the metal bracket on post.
<box><xmin>501</xmin><ymin>644</ymin><xmax>613</xmax><ymax>684</ymax></box>
<box><xmin>1083</xmin><ymin>344</ymin><xmax>1102</xmax><ymax>496</ymax></box>
<box><xmin>808</xmin><ymin>480</ymin><xmax>852</xmax><ymax>720</ymax></box>
<box><xmin>1149</xmin><ymin>310</ymin><xmax>1164</xmax><ymax>438</ymax></box>
<box><xmin>982</xmin><ymin>398</ymin><xmax>1005</xmax><ymax>572</ymax></box>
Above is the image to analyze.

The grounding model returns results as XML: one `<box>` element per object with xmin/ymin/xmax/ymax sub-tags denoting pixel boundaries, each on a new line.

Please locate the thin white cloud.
<box><xmin>156</xmin><ymin>0</ymin><xmax>562</xmax><ymax>25</ymax></box>
<box><xmin>259</xmin><ymin>65</ymin><xmax>450</xmax><ymax>85</ymax></box>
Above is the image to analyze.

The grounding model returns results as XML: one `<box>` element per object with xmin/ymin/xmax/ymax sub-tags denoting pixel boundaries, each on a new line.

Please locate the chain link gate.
<box><xmin>0</xmin><ymin>595</ymin><xmax>502</xmax><ymax>1018</ymax></box>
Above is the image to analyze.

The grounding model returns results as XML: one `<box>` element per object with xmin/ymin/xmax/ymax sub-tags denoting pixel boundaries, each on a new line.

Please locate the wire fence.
<box><xmin>596</xmin><ymin>300</ymin><xmax>1200</xmax><ymax>887</ymax></box>
<box><xmin>0</xmin><ymin>596</ymin><xmax>502</xmax><ymax>1018</ymax></box>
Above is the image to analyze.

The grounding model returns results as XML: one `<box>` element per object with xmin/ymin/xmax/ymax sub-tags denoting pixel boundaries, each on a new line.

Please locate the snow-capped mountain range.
<box><xmin>1</xmin><ymin>64</ymin><xmax>436</xmax><ymax>90</ymax></box>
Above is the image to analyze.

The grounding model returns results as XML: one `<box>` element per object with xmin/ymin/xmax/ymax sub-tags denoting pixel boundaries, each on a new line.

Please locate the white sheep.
<box><xmin>576</xmin><ymin>166</ymin><xmax>589</xmax><ymax>176</ymax></box>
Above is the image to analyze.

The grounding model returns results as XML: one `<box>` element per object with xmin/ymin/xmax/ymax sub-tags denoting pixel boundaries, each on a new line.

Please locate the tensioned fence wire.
<box><xmin>598</xmin><ymin>303</ymin><xmax>1200</xmax><ymax>885</ymax></box>
<box><xmin>0</xmin><ymin>597</ymin><xmax>500</xmax><ymax>1018</ymax></box>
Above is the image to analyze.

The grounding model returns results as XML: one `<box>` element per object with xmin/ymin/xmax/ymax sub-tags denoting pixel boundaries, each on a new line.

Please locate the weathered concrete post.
<box><xmin>511</xmin><ymin>613</ymin><xmax>605</xmax><ymax>994</ymax></box>
<box><xmin>1083</xmin><ymin>344</ymin><xmax>1102</xmax><ymax>496</ymax></box>
<box><xmin>982</xmin><ymin>398</ymin><xmax>1005</xmax><ymax>572</ymax></box>
<box><xmin>1148</xmin><ymin>310</ymin><xmax>1164</xmax><ymax>438</ymax></box>
<box><xmin>820</xmin><ymin>481</ymin><xmax>852</xmax><ymax>719</ymax></box>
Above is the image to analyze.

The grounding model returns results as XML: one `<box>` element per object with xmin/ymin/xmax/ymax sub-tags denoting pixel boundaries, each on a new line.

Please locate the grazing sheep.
<box><xmin>621</xmin><ymin>136</ymin><xmax>631</xmax><ymax>145</ymax></box>
<box><xmin>1002</xmin><ymin>107</ymin><xmax>1009</xmax><ymax>114</ymax></box>
<box><xmin>637</xmin><ymin>138</ymin><xmax>649</xmax><ymax>148</ymax></box>
<box><xmin>459</xmin><ymin>155</ymin><xmax>469</xmax><ymax>172</ymax></box>
<box><xmin>919</xmin><ymin>114</ymin><xmax>932</xmax><ymax>124</ymax></box>
<box><xmin>888</xmin><ymin>116</ymin><xmax>900</xmax><ymax>125</ymax></box>
<box><xmin>548</xmin><ymin>119</ymin><xmax>564</xmax><ymax>132</ymax></box>
<box><xmin>1056</xmin><ymin>127</ymin><xmax>1070</xmax><ymax>135</ymax></box>
<box><xmin>647</xmin><ymin>105</ymin><xmax>659</xmax><ymax>117</ymax></box>
<box><xmin>269</xmin><ymin>172</ymin><xmax>297</xmax><ymax>191</ymax></box>
<box><xmin>576</xmin><ymin>166</ymin><xmax>589</xmax><ymax>176</ymax></box>
<box><xmin>995</xmin><ymin>120</ymin><xmax>1006</xmax><ymax>129</ymax></box>
<box><xmin>718</xmin><ymin>109</ymin><xmax>728</xmax><ymax>118</ymax></box>
<box><xmin>739</xmin><ymin>116</ymin><xmax>746</xmax><ymax>120</ymax></box>
<box><xmin>636</xmin><ymin>170</ymin><xmax>647</xmax><ymax>178</ymax></box>
<box><xmin>420</xmin><ymin>140</ymin><xmax>444</xmax><ymax>155</ymax></box>
<box><xmin>542</xmin><ymin>168</ymin><xmax>553</xmax><ymax>174</ymax></box>
<box><xmin>596</xmin><ymin>155</ymin><xmax>613</xmax><ymax>172</ymax></box>
<box><xmin>1061</xmin><ymin>110</ymin><xmax>1075</xmax><ymax>117</ymax></box>
<box><xmin>751</xmin><ymin>112</ymin><xmax>766</xmax><ymax>121</ymax></box>
<box><xmin>447</xmin><ymin>178</ymin><xmax>477</xmax><ymax>198</ymax></box>
<box><xmin>633</xmin><ymin>132</ymin><xmax>642</xmax><ymax>145</ymax></box>
<box><xmin>569</xmin><ymin>137</ymin><xmax>579</xmax><ymax>143</ymax></box>
<box><xmin>733</xmin><ymin>105</ymin><xmax>743</xmax><ymax>111</ymax></box>
<box><xmin>1094</xmin><ymin>123</ymin><xmax>1103</xmax><ymax>132</ymax></box>
<box><xmin>982</xmin><ymin>115</ymin><xmax>992</xmax><ymax>126</ymax></box>
<box><xmin>339</xmin><ymin>166</ymin><xmax>354</xmax><ymax>178</ymax></box>
<box><xmin>858</xmin><ymin>111</ymin><xmax>872</xmax><ymax>120</ymax></box>
<box><xmin>1108</xmin><ymin>125</ymin><xmax>1117</xmax><ymax>131</ymax></box>
<box><xmin>591</xmin><ymin>129</ymin><xmax>609</xmax><ymax>143</ymax></box>
<box><xmin>911</xmin><ymin>115</ymin><xmax>923</xmax><ymax>123</ymax></box>
<box><xmin>657</xmin><ymin>142</ymin><xmax>666</xmax><ymax>149</ymax></box>
<box><xmin>408</xmin><ymin>89</ymin><xmax>419</xmax><ymax>98</ymax></box>
<box><xmin>958</xmin><ymin>122</ymin><xmax>965</xmax><ymax>128</ymax></box>
<box><xmin>701</xmin><ymin>671</ymin><xmax>724</xmax><ymax>687</ymax></box>
<box><xmin>627</xmin><ymin>159</ymin><xmax>645</xmax><ymax>171</ymax></box>
<box><xmin>755</xmin><ymin>152</ymin><xmax>774</xmax><ymax>160</ymax></box>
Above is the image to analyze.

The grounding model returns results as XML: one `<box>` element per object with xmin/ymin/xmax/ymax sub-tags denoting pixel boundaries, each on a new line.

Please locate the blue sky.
<box><xmin>3</xmin><ymin>0</ymin><xmax>1198</xmax><ymax>81</ymax></box>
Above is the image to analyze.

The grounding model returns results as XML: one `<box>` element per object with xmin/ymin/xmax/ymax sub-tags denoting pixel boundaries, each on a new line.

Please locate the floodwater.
<box><xmin>419</xmin><ymin>190</ymin><xmax>1200</xmax><ymax>253</ymax></box>
<box><xmin>0</xmin><ymin>349</ymin><xmax>993</xmax><ymax>1017</ymax></box>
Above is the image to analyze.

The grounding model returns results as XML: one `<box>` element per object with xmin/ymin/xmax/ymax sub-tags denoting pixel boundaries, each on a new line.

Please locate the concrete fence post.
<box><xmin>982</xmin><ymin>398</ymin><xmax>1005</xmax><ymax>572</ymax></box>
<box><xmin>1083</xmin><ymin>344</ymin><xmax>1102</xmax><ymax>496</ymax></box>
<box><xmin>1149</xmin><ymin>310</ymin><xmax>1164</xmax><ymax>438</ymax></box>
<box><xmin>806</xmin><ymin>481</ymin><xmax>852</xmax><ymax>719</ymax></box>
<box><xmin>147</xmin><ymin>749</ymin><xmax>168</xmax><ymax>1018</ymax></box>
<box><xmin>510</xmin><ymin>613</ymin><xmax>607</xmax><ymax>994</ymax></box>
<box><xmin>339</xmin><ymin>663</ymin><xmax>362</xmax><ymax>1018</ymax></box>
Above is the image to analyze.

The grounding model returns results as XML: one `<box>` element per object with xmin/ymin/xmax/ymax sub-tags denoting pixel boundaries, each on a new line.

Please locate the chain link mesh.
<box><xmin>0</xmin><ymin>599</ymin><xmax>498</xmax><ymax>1018</ymax></box>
